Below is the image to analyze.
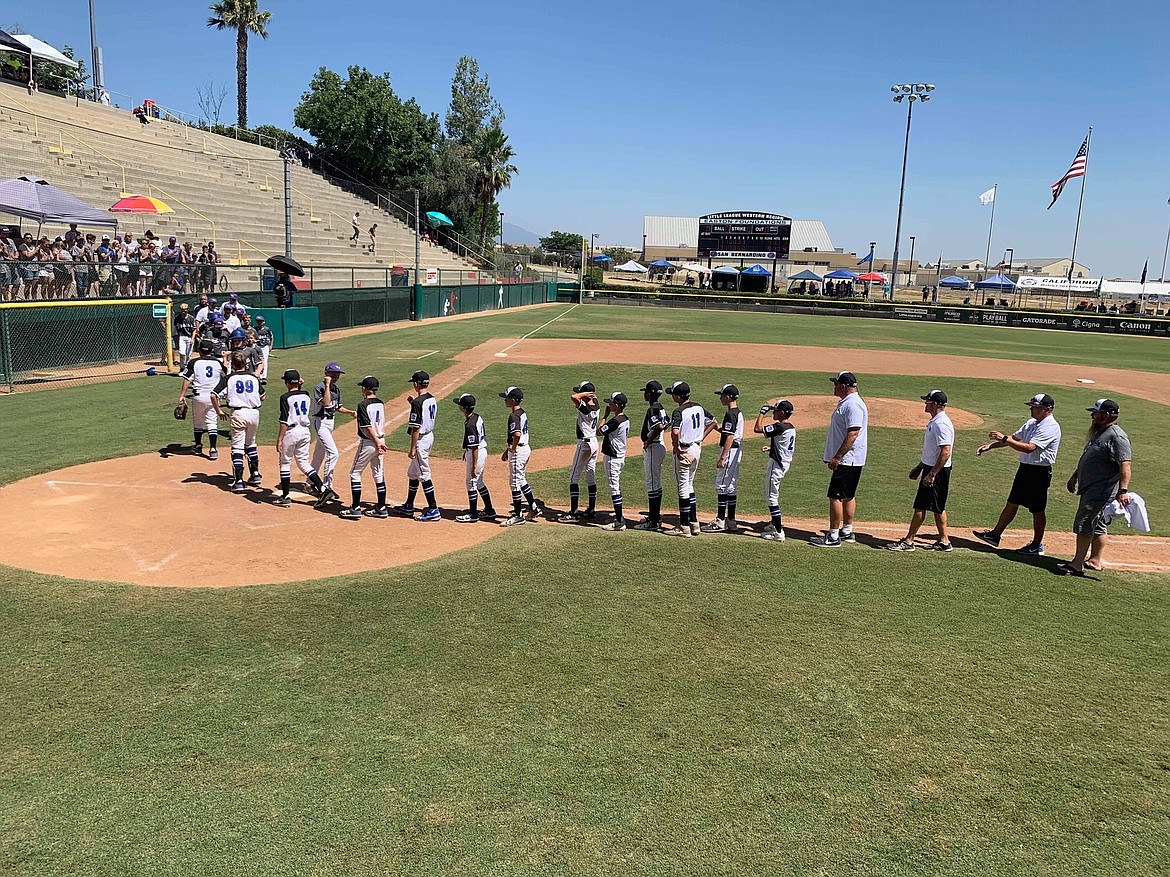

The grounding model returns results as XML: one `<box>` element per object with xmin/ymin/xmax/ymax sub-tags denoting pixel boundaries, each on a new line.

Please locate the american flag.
<box><xmin>1048</xmin><ymin>136</ymin><xmax>1089</xmax><ymax>209</ymax></box>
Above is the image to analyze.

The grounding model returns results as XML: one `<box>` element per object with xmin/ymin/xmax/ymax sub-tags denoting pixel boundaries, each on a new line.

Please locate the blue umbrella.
<box><xmin>591</xmin><ymin>254</ymin><xmax>613</xmax><ymax>262</ymax></box>
<box><xmin>425</xmin><ymin>211</ymin><xmax>453</xmax><ymax>228</ymax></box>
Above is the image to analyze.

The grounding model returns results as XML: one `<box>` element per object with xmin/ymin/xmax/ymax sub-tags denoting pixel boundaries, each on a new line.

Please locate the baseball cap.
<box><xmin>920</xmin><ymin>389</ymin><xmax>948</xmax><ymax>405</ymax></box>
<box><xmin>209</xmin><ymin>297</ymin><xmax>218</xmax><ymax>304</ymax></box>
<box><xmin>229</xmin><ymin>293</ymin><xmax>238</xmax><ymax>300</ymax></box>
<box><xmin>573</xmin><ymin>381</ymin><xmax>596</xmax><ymax>393</ymax></box>
<box><xmin>360</xmin><ymin>375</ymin><xmax>380</xmax><ymax>390</ymax></box>
<box><xmin>641</xmin><ymin>380</ymin><xmax>663</xmax><ymax>394</ymax></box>
<box><xmin>453</xmin><ymin>393</ymin><xmax>476</xmax><ymax>408</ymax></box>
<box><xmin>775</xmin><ymin>399</ymin><xmax>795</xmax><ymax>415</ymax></box>
<box><xmin>1026</xmin><ymin>393</ymin><xmax>1055</xmax><ymax>408</ymax></box>
<box><xmin>282</xmin><ymin>368</ymin><xmax>301</xmax><ymax>382</ymax></box>
<box><xmin>409</xmin><ymin>370</ymin><xmax>430</xmax><ymax>384</ymax></box>
<box><xmin>1086</xmin><ymin>398</ymin><xmax>1119</xmax><ymax>414</ymax></box>
<box><xmin>179</xmin><ymin>302</ymin><xmax>189</xmax><ymax>310</ymax></box>
<box><xmin>101</xmin><ymin>234</ymin><xmax>110</xmax><ymax>241</ymax></box>
<box><xmin>254</xmin><ymin>315</ymin><xmax>265</xmax><ymax>322</ymax></box>
<box><xmin>605</xmin><ymin>392</ymin><xmax>628</xmax><ymax>407</ymax></box>
<box><xmin>169</xmin><ymin>235</ymin><xmax>177</xmax><ymax>242</ymax></box>
<box><xmin>324</xmin><ymin>362</ymin><xmax>344</xmax><ymax>374</ymax></box>
<box><xmin>668</xmin><ymin>381</ymin><xmax>690</xmax><ymax>397</ymax></box>
<box><xmin>831</xmin><ymin>371</ymin><xmax>858</xmax><ymax>387</ymax></box>
<box><xmin>499</xmin><ymin>386</ymin><xmax>524</xmax><ymax>401</ymax></box>
<box><xmin>716</xmin><ymin>384</ymin><xmax>739</xmax><ymax>398</ymax></box>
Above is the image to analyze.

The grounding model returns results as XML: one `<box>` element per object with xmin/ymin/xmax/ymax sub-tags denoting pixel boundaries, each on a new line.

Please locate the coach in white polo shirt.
<box><xmin>888</xmin><ymin>390</ymin><xmax>955</xmax><ymax>552</ymax></box>
<box><xmin>973</xmin><ymin>392</ymin><xmax>1062</xmax><ymax>556</ymax></box>
<box><xmin>810</xmin><ymin>371</ymin><xmax>868</xmax><ymax>548</ymax></box>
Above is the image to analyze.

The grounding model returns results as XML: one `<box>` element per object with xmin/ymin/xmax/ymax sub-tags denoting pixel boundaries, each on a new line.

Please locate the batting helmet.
<box><xmin>229</xmin><ymin>328</ymin><xmax>247</xmax><ymax>341</ymax></box>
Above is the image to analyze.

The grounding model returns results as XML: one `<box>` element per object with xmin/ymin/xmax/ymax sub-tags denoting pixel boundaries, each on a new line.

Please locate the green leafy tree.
<box><xmin>30</xmin><ymin>45</ymin><xmax>88</xmax><ymax>94</ymax></box>
<box><xmin>472</xmin><ymin>124</ymin><xmax>517</xmax><ymax>253</ymax></box>
<box><xmin>206</xmin><ymin>0</ymin><xmax>273</xmax><ymax>129</ymax></box>
<box><xmin>539</xmin><ymin>231</ymin><xmax>585</xmax><ymax>255</ymax></box>
<box><xmin>294</xmin><ymin>66</ymin><xmax>440</xmax><ymax>190</ymax></box>
<box><xmin>445</xmin><ymin>56</ymin><xmax>503</xmax><ymax>145</ymax></box>
<box><xmin>602</xmin><ymin>247</ymin><xmax>636</xmax><ymax>265</ymax></box>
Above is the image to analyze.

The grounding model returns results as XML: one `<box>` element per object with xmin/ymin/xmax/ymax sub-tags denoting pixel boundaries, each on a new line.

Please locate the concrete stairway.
<box><xmin>0</xmin><ymin>83</ymin><xmax>487</xmax><ymax>288</ymax></box>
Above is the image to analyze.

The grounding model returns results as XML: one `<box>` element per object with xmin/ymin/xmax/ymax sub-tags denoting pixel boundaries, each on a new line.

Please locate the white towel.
<box><xmin>1102</xmin><ymin>492</ymin><xmax>1150</xmax><ymax>532</ymax></box>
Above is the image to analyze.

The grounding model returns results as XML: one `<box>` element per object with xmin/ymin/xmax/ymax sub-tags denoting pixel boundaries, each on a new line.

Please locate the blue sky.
<box><xmin>10</xmin><ymin>1</ymin><xmax>1169</xmax><ymax>276</ymax></box>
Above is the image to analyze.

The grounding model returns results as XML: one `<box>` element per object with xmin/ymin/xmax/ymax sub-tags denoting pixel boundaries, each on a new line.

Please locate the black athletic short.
<box><xmin>913</xmin><ymin>466</ymin><xmax>951</xmax><ymax>513</ymax></box>
<box><xmin>827</xmin><ymin>464</ymin><xmax>864</xmax><ymax>500</ymax></box>
<box><xmin>1006</xmin><ymin>463</ymin><xmax>1053</xmax><ymax>514</ymax></box>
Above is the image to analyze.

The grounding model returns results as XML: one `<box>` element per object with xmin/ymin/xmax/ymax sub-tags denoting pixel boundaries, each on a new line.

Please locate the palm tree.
<box><xmin>473</xmin><ymin>125</ymin><xmax>517</xmax><ymax>255</ymax></box>
<box><xmin>206</xmin><ymin>1</ymin><xmax>273</xmax><ymax>129</ymax></box>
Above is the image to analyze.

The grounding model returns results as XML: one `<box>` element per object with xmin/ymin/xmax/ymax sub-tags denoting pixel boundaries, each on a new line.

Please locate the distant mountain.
<box><xmin>502</xmin><ymin>222</ymin><xmax>542</xmax><ymax>246</ymax></box>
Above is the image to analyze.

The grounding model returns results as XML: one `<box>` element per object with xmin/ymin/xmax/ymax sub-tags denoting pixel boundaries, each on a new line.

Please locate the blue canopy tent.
<box><xmin>740</xmin><ymin>263</ymin><xmax>772</xmax><ymax>293</ymax></box>
<box><xmin>939</xmin><ymin>275</ymin><xmax>972</xmax><ymax>289</ymax></box>
<box><xmin>742</xmin><ymin>264</ymin><xmax>772</xmax><ymax>276</ymax></box>
<box><xmin>824</xmin><ymin>269</ymin><xmax>858</xmax><ymax>280</ymax></box>
<box><xmin>648</xmin><ymin>259</ymin><xmax>675</xmax><ymax>267</ymax></box>
<box><xmin>789</xmin><ymin>268</ymin><xmax>823</xmax><ymax>281</ymax></box>
<box><xmin>787</xmin><ymin>267</ymin><xmax>823</xmax><ymax>294</ymax></box>
<box><xmin>711</xmin><ymin>265</ymin><xmax>740</xmax><ymax>291</ymax></box>
<box><xmin>974</xmin><ymin>273</ymin><xmax>1015</xmax><ymax>290</ymax></box>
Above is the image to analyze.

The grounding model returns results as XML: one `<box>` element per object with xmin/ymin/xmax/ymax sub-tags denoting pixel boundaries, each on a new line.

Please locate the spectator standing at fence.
<box><xmin>64</xmin><ymin>224</ymin><xmax>81</xmax><ymax>248</ymax></box>
<box><xmin>207</xmin><ymin>242</ymin><xmax>220</xmax><ymax>291</ymax></box>
<box><xmin>351</xmin><ymin>212</ymin><xmax>361</xmax><ymax>242</ymax></box>
<box><xmin>35</xmin><ymin>239</ymin><xmax>54</xmax><ymax>299</ymax></box>
<box><xmin>50</xmin><ymin>240</ymin><xmax>73</xmax><ymax>299</ymax></box>
<box><xmin>1</xmin><ymin>229</ymin><xmax>18</xmax><ymax>301</ymax></box>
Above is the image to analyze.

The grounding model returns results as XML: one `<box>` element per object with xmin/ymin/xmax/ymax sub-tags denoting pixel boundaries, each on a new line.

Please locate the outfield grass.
<box><xmin>2</xmin><ymin>305</ymin><xmax>1168</xmax><ymax>875</ymax></box>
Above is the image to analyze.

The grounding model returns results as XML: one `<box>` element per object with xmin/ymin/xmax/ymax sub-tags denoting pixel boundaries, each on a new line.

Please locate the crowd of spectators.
<box><xmin>0</xmin><ymin>225</ymin><xmax>221</xmax><ymax>301</ymax></box>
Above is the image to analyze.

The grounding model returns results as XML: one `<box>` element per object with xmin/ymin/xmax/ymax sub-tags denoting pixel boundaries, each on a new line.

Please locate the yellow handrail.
<box><xmin>0</xmin><ymin>87</ymin><xmax>39</xmax><ymax>137</ymax></box>
<box><xmin>259</xmin><ymin>173</ymin><xmax>273</xmax><ymax>192</ymax></box>
<box><xmin>56</xmin><ymin>129</ymin><xmax>129</xmax><ymax>195</ymax></box>
<box><xmin>202</xmin><ymin>135</ymin><xmax>252</xmax><ymax>179</ymax></box>
<box><xmin>325</xmin><ymin>211</ymin><xmax>350</xmax><ymax>232</ymax></box>
<box><xmin>147</xmin><ymin>184</ymin><xmax>216</xmax><ymax>245</ymax></box>
<box><xmin>232</xmin><ymin>238</ymin><xmax>270</xmax><ymax>264</ymax></box>
<box><xmin>291</xmin><ymin>187</ymin><xmax>321</xmax><ymax>223</ymax></box>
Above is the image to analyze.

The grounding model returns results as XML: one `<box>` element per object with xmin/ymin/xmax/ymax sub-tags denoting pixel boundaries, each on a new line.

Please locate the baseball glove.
<box><xmin>173</xmin><ymin>398</ymin><xmax>188</xmax><ymax>420</ymax></box>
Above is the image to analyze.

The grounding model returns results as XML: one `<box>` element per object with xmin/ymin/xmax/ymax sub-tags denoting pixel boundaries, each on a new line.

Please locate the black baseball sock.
<box><xmin>406</xmin><ymin>479</ymin><xmax>419</xmax><ymax>506</ymax></box>
<box><xmin>246</xmin><ymin>446</ymin><xmax>259</xmax><ymax>475</ymax></box>
<box><xmin>512</xmin><ymin>489</ymin><xmax>523</xmax><ymax>516</ymax></box>
<box><xmin>479</xmin><ymin>487</ymin><xmax>494</xmax><ymax>513</ymax></box>
<box><xmin>727</xmin><ymin>495</ymin><xmax>737</xmax><ymax>525</ymax></box>
<box><xmin>232</xmin><ymin>453</ymin><xmax>244</xmax><ymax>482</ymax></box>
<box><xmin>208</xmin><ymin>432</ymin><xmax>218</xmax><ymax>450</ymax></box>
<box><xmin>678</xmin><ymin>498</ymin><xmax>688</xmax><ymax>524</ymax></box>
<box><xmin>521</xmin><ymin>484</ymin><xmax>536</xmax><ymax>509</ymax></box>
<box><xmin>568</xmin><ymin>482</ymin><xmax>579</xmax><ymax>512</ymax></box>
<box><xmin>613</xmin><ymin>493</ymin><xmax>623</xmax><ymax>523</ymax></box>
<box><xmin>194</xmin><ymin>429</ymin><xmax>204</xmax><ymax>447</ymax></box>
<box><xmin>586</xmin><ymin>484</ymin><xmax>597</xmax><ymax>512</ymax></box>
<box><xmin>350</xmin><ymin>480</ymin><xmax>362</xmax><ymax>508</ymax></box>
<box><xmin>467</xmin><ymin>491</ymin><xmax>478</xmax><ymax>515</ymax></box>
<box><xmin>307</xmin><ymin>470</ymin><xmax>323</xmax><ymax>491</ymax></box>
<box><xmin>689</xmin><ymin>495</ymin><xmax>698</xmax><ymax>524</ymax></box>
<box><xmin>280</xmin><ymin>468</ymin><xmax>291</xmax><ymax>497</ymax></box>
<box><xmin>422</xmin><ymin>479</ymin><xmax>436</xmax><ymax>509</ymax></box>
<box><xmin>716</xmin><ymin>493</ymin><xmax>728</xmax><ymax>521</ymax></box>
<box><xmin>769</xmin><ymin>505</ymin><xmax>784</xmax><ymax>530</ymax></box>
<box><xmin>649</xmin><ymin>491</ymin><xmax>662</xmax><ymax>524</ymax></box>
<box><xmin>376</xmin><ymin>481</ymin><xmax>387</xmax><ymax>508</ymax></box>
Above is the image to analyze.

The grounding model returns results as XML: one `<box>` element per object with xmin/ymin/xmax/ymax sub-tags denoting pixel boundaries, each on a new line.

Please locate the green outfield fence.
<box><xmin>0</xmin><ymin>299</ymin><xmax>171</xmax><ymax>390</ymax></box>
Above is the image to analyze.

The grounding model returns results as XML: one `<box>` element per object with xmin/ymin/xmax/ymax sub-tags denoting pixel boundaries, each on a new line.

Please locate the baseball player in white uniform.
<box><xmin>253</xmin><ymin>315</ymin><xmax>273</xmax><ymax>380</ymax></box>
<box><xmin>703</xmin><ymin>383</ymin><xmax>744</xmax><ymax>533</ymax></box>
<box><xmin>454</xmin><ymin>394</ymin><xmax>497</xmax><ymax>523</ymax></box>
<box><xmin>340</xmin><ymin>376</ymin><xmax>388</xmax><ymax>519</ymax></box>
<box><xmin>178</xmin><ymin>338</ymin><xmax>226</xmax><ymax>460</ymax></box>
<box><xmin>559</xmin><ymin>381</ymin><xmax>601</xmax><ymax>522</ymax></box>
<box><xmin>634</xmin><ymin>380</ymin><xmax>669</xmax><ymax>531</ymax></box>
<box><xmin>310</xmin><ymin>362</ymin><xmax>356</xmax><ymax>507</ymax></box>
<box><xmin>499</xmin><ymin>386</ymin><xmax>543</xmax><ymax>526</ymax></box>
<box><xmin>274</xmin><ymin>369</ymin><xmax>326</xmax><ymax>507</ymax></box>
<box><xmin>597</xmin><ymin>392</ymin><xmax>630</xmax><ymax>531</ymax></box>
<box><xmin>395</xmin><ymin>370</ymin><xmax>441</xmax><ymax>521</ymax></box>
<box><xmin>755</xmin><ymin>399</ymin><xmax>797</xmax><ymax>541</ymax></box>
<box><xmin>666</xmin><ymin>381</ymin><xmax>716</xmax><ymax>538</ymax></box>
<box><xmin>214</xmin><ymin>351</ymin><xmax>264</xmax><ymax>493</ymax></box>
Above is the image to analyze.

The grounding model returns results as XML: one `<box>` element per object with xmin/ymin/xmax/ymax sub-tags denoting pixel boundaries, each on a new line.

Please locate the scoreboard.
<box><xmin>698</xmin><ymin>212</ymin><xmax>791</xmax><ymax>261</ymax></box>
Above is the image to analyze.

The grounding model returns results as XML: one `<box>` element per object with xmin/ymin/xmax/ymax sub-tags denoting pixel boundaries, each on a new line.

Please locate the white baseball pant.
<box><xmin>259</xmin><ymin>346</ymin><xmax>270</xmax><ymax>379</ymax></box>
<box><xmin>311</xmin><ymin>417</ymin><xmax>340</xmax><ymax>490</ymax></box>
<box><xmin>407</xmin><ymin>432</ymin><xmax>434</xmax><ymax>480</ymax></box>
<box><xmin>673</xmin><ymin>445</ymin><xmax>701</xmax><ymax>499</ymax></box>
<box><xmin>508</xmin><ymin>445</ymin><xmax>532</xmax><ymax>490</ymax></box>
<box><xmin>350</xmin><ymin>440</ymin><xmax>385</xmax><ymax>484</ymax></box>
<box><xmin>765</xmin><ymin>459</ymin><xmax>788</xmax><ymax>506</ymax></box>
<box><xmin>642</xmin><ymin>443</ymin><xmax>665</xmax><ymax>494</ymax></box>
<box><xmin>177</xmin><ymin>336</ymin><xmax>192</xmax><ymax>365</ymax></box>
<box><xmin>715</xmin><ymin>446</ymin><xmax>742</xmax><ymax>495</ymax></box>
<box><xmin>230</xmin><ymin>408</ymin><xmax>260</xmax><ymax>453</ymax></box>
<box><xmin>604</xmin><ymin>456</ymin><xmax>624</xmax><ymax>498</ymax></box>
<box><xmin>465</xmin><ymin>448</ymin><xmax>487</xmax><ymax>492</ymax></box>
<box><xmin>279</xmin><ymin>425</ymin><xmax>313</xmax><ymax>476</ymax></box>
<box><xmin>192</xmin><ymin>393</ymin><xmax>218</xmax><ymax>432</ymax></box>
<box><xmin>569</xmin><ymin>437</ymin><xmax>598</xmax><ymax>486</ymax></box>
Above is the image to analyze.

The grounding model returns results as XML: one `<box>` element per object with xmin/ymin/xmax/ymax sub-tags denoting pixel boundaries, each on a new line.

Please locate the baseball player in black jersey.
<box><xmin>597</xmin><ymin>392</ymin><xmax>631</xmax><ymax>531</ymax></box>
<box><xmin>178</xmin><ymin>338</ymin><xmax>226</xmax><ymax>459</ymax></box>
<box><xmin>274</xmin><ymin>369</ymin><xmax>326</xmax><ymax>506</ymax></box>
<box><xmin>499</xmin><ymin>386</ymin><xmax>542</xmax><ymax>526</ymax></box>
<box><xmin>703</xmin><ymin>384</ymin><xmax>745</xmax><ymax>533</ymax></box>
<box><xmin>174</xmin><ymin>302</ymin><xmax>196</xmax><ymax>368</ymax></box>
<box><xmin>755</xmin><ymin>399</ymin><xmax>797</xmax><ymax>541</ymax></box>
<box><xmin>666</xmin><ymin>381</ymin><xmax>716</xmax><ymax>538</ymax></box>
<box><xmin>454</xmin><ymin>393</ymin><xmax>497</xmax><ymax>523</ymax></box>
<box><xmin>340</xmin><ymin>376</ymin><xmax>388</xmax><ymax>519</ymax></box>
<box><xmin>396</xmin><ymin>370</ymin><xmax>441</xmax><ymax>521</ymax></box>
<box><xmin>634</xmin><ymin>380</ymin><xmax>669</xmax><ymax>531</ymax></box>
<box><xmin>310</xmin><ymin>363</ymin><xmax>356</xmax><ymax>507</ymax></box>
<box><xmin>214</xmin><ymin>351</ymin><xmax>265</xmax><ymax>492</ymax></box>
<box><xmin>559</xmin><ymin>381</ymin><xmax>601</xmax><ymax>522</ymax></box>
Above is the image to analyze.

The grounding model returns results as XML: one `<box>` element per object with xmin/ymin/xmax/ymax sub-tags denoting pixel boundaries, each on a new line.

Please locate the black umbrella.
<box><xmin>266</xmin><ymin>254</ymin><xmax>304</xmax><ymax>277</ymax></box>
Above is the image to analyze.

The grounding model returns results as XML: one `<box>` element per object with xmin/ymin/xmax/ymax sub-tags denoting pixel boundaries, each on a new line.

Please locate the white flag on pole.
<box><xmin>979</xmin><ymin>187</ymin><xmax>996</xmax><ymax>205</ymax></box>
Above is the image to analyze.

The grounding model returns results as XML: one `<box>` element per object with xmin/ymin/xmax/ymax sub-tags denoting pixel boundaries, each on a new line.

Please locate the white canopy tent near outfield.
<box><xmin>9</xmin><ymin>33</ymin><xmax>79</xmax><ymax>68</ymax></box>
<box><xmin>614</xmin><ymin>259</ymin><xmax>648</xmax><ymax>273</ymax></box>
<box><xmin>678</xmin><ymin>262</ymin><xmax>713</xmax><ymax>275</ymax></box>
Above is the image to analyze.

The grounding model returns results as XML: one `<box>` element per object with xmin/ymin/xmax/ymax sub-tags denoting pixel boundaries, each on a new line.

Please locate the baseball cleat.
<box><xmin>249</xmin><ymin>473</ymin><xmax>263</xmax><ymax>486</ymax></box>
<box><xmin>207</xmin><ymin>449</ymin><xmax>218</xmax><ymax>461</ymax></box>
<box><xmin>761</xmin><ymin>525</ymin><xmax>786</xmax><ymax>542</ymax></box>
<box><xmin>700</xmin><ymin>519</ymin><xmax>726</xmax><ymax>533</ymax></box>
<box><xmin>632</xmin><ymin>519</ymin><xmax>661</xmax><ymax>531</ymax></box>
<box><xmin>839</xmin><ymin>531</ymin><xmax>856</xmax><ymax>543</ymax></box>
<box><xmin>392</xmin><ymin>503</ymin><xmax>416</xmax><ymax>516</ymax></box>
<box><xmin>454</xmin><ymin>514</ymin><xmax>479</xmax><ymax>524</ymax></box>
<box><xmin>886</xmin><ymin>539</ymin><xmax>916</xmax><ymax>552</ymax></box>
<box><xmin>1017</xmin><ymin>542</ymin><xmax>1045</xmax><ymax>556</ymax></box>
<box><xmin>417</xmin><ymin>508</ymin><xmax>442</xmax><ymax>522</ymax></box>
<box><xmin>928</xmin><ymin>541</ymin><xmax>954</xmax><ymax>552</ymax></box>
<box><xmin>663</xmin><ymin>525</ymin><xmax>692</xmax><ymax>538</ymax></box>
<box><xmin>526</xmin><ymin>500</ymin><xmax>544</xmax><ymax>521</ymax></box>
<box><xmin>273</xmin><ymin>495</ymin><xmax>292</xmax><ymax>507</ymax></box>
<box><xmin>480</xmin><ymin>508</ymin><xmax>498</xmax><ymax>520</ymax></box>
<box><xmin>303</xmin><ymin>481</ymin><xmax>321</xmax><ymax>498</ymax></box>
<box><xmin>193</xmin><ymin>445</ymin><xmax>203</xmax><ymax>456</ymax></box>
<box><xmin>602</xmin><ymin>521</ymin><xmax>627</xmax><ymax>531</ymax></box>
<box><xmin>689</xmin><ymin>522</ymin><xmax>702</xmax><ymax>536</ymax></box>
<box><xmin>232</xmin><ymin>481</ymin><xmax>246</xmax><ymax>493</ymax></box>
<box><xmin>365</xmin><ymin>506</ymin><xmax>390</xmax><ymax>518</ymax></box>
<box><xmin>557</xmin><ymin>511</ymin><xmax>582</xmax><ymax>523</ymax></box>
<box><xmin>972</xmin><ymin>529</ymin><xmax>1001</xmax><ymax>547</ymax></box>
<box><xmin>500</xmin><ymin>514</ymin><xmax>526</xmax><ymax>527</ymax></box>
<box><xmin>809</xmin><ymin>534</ymin><xmax>841</xmax><ymax>548</ymax></box>
<box><xmin>339</xmin><ymin>507</ymin><xmax>362</xmax><ymax>520</ymax></box>
<box><xmin>314</xmin><ymin>488</ymin><xmax>339</xmax><ymax>508</ymax></box>
<box><xmin>583</xmin><ymin>509</ymin><xmax>596</xmax><ymax>520</ymax></box>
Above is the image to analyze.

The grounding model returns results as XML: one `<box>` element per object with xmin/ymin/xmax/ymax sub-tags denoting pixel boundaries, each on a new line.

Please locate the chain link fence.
<box><xmin>0</xmin><ymin>300</ymin><xmax>172</xmax><ymax>392</ymax></box>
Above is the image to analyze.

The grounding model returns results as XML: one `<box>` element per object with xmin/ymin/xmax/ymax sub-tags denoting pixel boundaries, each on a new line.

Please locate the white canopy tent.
<box><xmin>10</xmin><ymin>34</ymin><xmax>79</xmax><ymax>68</ymax></box>
<box><xmin>678</xmin><ymin>262</ymin><xmax>713</xmax><ymax>275</ymax></box>
<box><xmin>614</xmin><ymin>260</ymin><xmax>648</xmax><ymax>273</ymax></box>
<box><xmin>1099</xmin><ymin>279</ymin><xmax>1170</xmax><ymax>301</ymax></box>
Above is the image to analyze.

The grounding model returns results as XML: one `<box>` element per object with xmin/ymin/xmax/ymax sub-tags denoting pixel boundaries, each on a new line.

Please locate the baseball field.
<box><xmin>1</xmin><ymin>303</ymin><xmax>1167</xmax><ymax>875</ymax></box>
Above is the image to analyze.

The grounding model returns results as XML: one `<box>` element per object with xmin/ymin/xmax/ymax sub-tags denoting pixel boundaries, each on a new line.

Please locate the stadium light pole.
<box><xmin>888</xmin><ymin>83</ymin><xmax>935</xmax><ymax>301</ymax></box>
<box><xmin>89</xmin><ymin>0</ymin><xmax>105</xmax><ymax>92</ymax></box>
<box><xmin>590</xmin><ymin>233</ymin><xmax>599</xmax><ymax>267</ymax></box>
<box><xmin>908</xmin><ymin>235</ymin><xmax>916</xmax><ymax>290</ymax></box>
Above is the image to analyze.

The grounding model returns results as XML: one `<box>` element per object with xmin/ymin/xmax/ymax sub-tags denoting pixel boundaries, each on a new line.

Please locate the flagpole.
<box><xmin>1161</xmin><ymin>205</ymin><xmax>1170</xmax><ymax>281</ymax></box>
<box><xmin>1065</xmin><ymin>126</ymin><xmax>1092</xmax><ymax>310</ymax></box>
<box><xmin>983</xmin><ymin>184</ymin><xmax>997</xmax><ymax>280</ymax></box>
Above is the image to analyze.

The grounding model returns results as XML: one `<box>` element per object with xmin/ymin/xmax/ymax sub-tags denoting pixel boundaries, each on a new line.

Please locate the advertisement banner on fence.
<box><xmin>1017</xmin><ymin>276</ymin><xmax>1101</xmax><ymax>293</ymax></box>
<box><xmin>425</xmin><ymin>268</ymin><xmax>439</xmax><ymax>285</ymax></box>
<box><xmin>893</xmin><ymin>307</ymin><xmax>930</xmax><ymax>320</ymax></box>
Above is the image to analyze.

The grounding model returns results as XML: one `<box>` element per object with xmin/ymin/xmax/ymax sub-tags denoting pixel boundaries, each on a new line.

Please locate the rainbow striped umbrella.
<box><xmin>108</xmin><ymin>194</ymin><xmax>174</xmax><ymax>214</ymax></box>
